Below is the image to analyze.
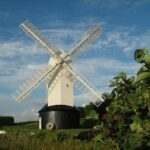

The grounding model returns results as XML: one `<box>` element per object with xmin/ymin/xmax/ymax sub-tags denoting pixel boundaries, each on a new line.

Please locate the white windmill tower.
<box><xmin>12</xmin><ymin>20</ymin><xmax>105</xmax><ymax>129</ymax></box>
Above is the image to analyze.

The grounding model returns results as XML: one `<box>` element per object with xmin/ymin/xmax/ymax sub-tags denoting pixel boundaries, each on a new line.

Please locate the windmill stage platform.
<box><xmin>39</xmin><ymin>105</ymin><xmax>80</xmax><ymax>129</ymax></box>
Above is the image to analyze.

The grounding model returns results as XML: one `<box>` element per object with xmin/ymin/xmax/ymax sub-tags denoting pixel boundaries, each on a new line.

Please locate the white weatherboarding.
<box><xmin>12</xmin><ymin>20</ymin><xmax>105</xmax><ymax>109</ymax></box>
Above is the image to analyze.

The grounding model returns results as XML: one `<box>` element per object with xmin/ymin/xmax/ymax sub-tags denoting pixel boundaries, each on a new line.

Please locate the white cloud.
<box><xmin>0</xmin><ymin>23</ymin><xmax>145</xmax><ymax>92</ymax></box>
<box><xmin>0</xmin><ymin>40</ymin><xmax>46</xmax><ymax>58</ymax></box>
<box><xmin>73</xmin><ymin>57</ymin><xmax>141</xmax><ymax>94</ymax></box>
<box><xmin>0</xmin><ymin>19</ymin><xmax>149</xmax><ymax>122</ymax></box>
<box><xmin>11</xmin><ymin>108</ymin><xmax>38</xmax><ymax>122</ymax></box>
<box><xmin>130</xmin><ymin>0</ymin><xmax>150</xmax><ymax>7</ymax></box>
<box><xmin>0</xmin><ymin>39</ymin><xmax>50</xmax><ymax>89</ymax></box>
<box><xmin>75</xmin><ymin>57</ymin><xmax>140</xmax><ymax>73</ymax></box>
<box><xmin>0</xmin><ymin>19</ymin><xmax>106</xmax><ymax>90</ymax></box>
<box><xmin>41</xmin><ymin>19</ymin><xmax>105</xmax><ymax>51</ymax></box>
<box><xmin>0</xmin><ymin>61</ymin><xmax>46</xmax><ymax>88</ymax></box>
<box><xmin>74</xmin><ymin>93</ymin><xmax>90</xmax><ymax>106</ymax></box>
<box><xmin>81</xmin><ymin>0</ymin><xmax>150</xmax><ymax>9</ymax></box>
<box><xmin>0</xmin><ymin>23</ymin><xmax>145</xmax><ymax>90</ymax></box>
<box><xmin>0</xmin><ymin>94</ymin><xmax>9</xmax><ymax>101</ymax></box>
<box><xmin>0</xmin><ymin>93</ymin><xmax>46</xmax><ymax>122</ymax></box>
<box><xmin>90</xmin><ymin>28</ymin><xmax>150</xmax><ymax>54</ymax></box>
<box><xmin>40</xmin><ymin>23</ymin><xmax>150</xmax><ymax>56</ymax></box>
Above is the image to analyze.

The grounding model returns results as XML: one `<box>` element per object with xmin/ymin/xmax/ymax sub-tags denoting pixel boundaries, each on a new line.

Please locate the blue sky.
<box><xmin>0</xmin><ymin>0</ymin><xmax>150</xmax><ymax>122</ymax></box>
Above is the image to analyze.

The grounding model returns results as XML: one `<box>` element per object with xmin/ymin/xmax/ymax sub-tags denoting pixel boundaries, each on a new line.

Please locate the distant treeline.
<box><xmin>0</xmin><ymin>116</ymin><xmax>14</xmax><ymax>126</ymax></box>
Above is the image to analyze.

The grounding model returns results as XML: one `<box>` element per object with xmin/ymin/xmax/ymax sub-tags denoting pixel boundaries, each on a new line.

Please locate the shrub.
<box><xmin>95</xmin><ymin>72</ymin><xmax>150</xmax><ymax>149</ymax></box>
<box><xmin>81</xmin><ymin>118</ymin><xmax>98</xmax><ymax>128</ymax></box>
<box><xmin>56</xmin><ymin>132</ymin><xmax>69</xmax><ymax>141</ymax></box>
<box><xmin>0</xmin><ymin>116</ymin><xmax>14</xmax><ymax>126</ymax></box>
<box><xmin>73</xmin><ymin>129</ymin><xmax>100</xmax><ymax>142</ymax></box>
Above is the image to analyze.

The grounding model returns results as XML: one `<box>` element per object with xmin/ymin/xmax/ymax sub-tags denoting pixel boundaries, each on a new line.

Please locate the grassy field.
<box><xmin>0</xmin><ymin>122</ymin><xmax>98</xmax><ymax>150</ymax></box>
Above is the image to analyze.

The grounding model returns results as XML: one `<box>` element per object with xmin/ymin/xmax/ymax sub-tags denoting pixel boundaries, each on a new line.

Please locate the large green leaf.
<box><xmin>136</xmin><ymin>72</ymin><xmax>150</xmax><ymax>82</ymax></box>
<box><xmin>130</xmin><ymin>122</ymin><xmax>142</xmax><ymax>132</ymax></box>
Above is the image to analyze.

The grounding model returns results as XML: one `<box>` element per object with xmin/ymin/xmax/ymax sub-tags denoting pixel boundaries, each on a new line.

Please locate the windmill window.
<box><xmin>66</xmin><ymin>84</ymin><xmax>69</xmax><ymax>87</ymax></box>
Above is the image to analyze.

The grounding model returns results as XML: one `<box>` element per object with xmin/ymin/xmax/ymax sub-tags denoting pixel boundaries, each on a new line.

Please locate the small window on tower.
<box><xmin>66</xmin><ymin>84</ymin><xmax>69</xmax><ymax>87</ymax></box>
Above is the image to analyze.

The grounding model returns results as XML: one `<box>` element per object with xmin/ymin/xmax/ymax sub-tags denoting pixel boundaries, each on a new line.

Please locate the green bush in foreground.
<box><xmin>95</xmin><ymin>72</ymin><xmax>150</xmax><ymax>149</ymax></box>
<box><xmin>91</xmin><ymin>49</ymin><xmax>150</xmax><ymax>149</ymax></box>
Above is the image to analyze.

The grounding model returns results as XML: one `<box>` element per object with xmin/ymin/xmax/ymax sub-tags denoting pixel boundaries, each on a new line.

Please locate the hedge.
<box><xmin>0</xmin><ymin>116</ymin><xmax>14</xmax><ymax>126</ymax></box>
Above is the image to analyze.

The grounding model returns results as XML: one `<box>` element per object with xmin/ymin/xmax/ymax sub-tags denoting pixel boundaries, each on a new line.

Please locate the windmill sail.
<box><xmin>64</xmin><ymin>65</ymin><xmax>105</xmax><ymax>106</ymax></box>
<box><xmin>12</xmin><ymin>64</ymin><xmax>60</xmax><ymax>102</ymax></box>
<box><xmin>67</xmin><ymin>25</ymin><xmax>101</xmax><ymax>59</ymax></box>
<box><xmin>20</xmin><ymin>20</ymin><xmax>62</xmax><ymax>58</ymax></box>
<box><xmin>13</xmin><ymin>20</ymin><xmax>105</xmax><ymax>108</ymax></box>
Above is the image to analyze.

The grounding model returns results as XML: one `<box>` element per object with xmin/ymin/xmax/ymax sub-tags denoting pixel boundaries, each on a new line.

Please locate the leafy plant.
<box><xmin>0</xmin><ymin>116</ymin><xmax>14</xmax><ymax>126</ymax></box>
<box><xmin>73</xmin><ymin>129</ymin><xmax>100</xmax><ymax>142</ymax></box>
<box><xmin>56</xmin><ymin>131</ymin><xmax>69</xmax><ymax>142</ymax></box>
<box><xmin>95</xmin><ymin>71</ymin><xmax>150</xmax><ymax>149</ymax></box>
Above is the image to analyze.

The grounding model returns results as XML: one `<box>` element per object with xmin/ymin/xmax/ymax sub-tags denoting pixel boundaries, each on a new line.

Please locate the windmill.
<box><xmin>12</xmin><ymin>20</ymin><xmax>105</xmax><ymax>129</ymax></box>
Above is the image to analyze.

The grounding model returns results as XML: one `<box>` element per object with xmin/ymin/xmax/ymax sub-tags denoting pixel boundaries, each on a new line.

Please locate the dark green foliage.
<box><xmin>84</xmin><ymin>102</ymin><xmax>97</xmax><ymax>116</ymax></box>
<box><xmin>73</xmin><ymin>129</ymin><xmax>100</xmax><ymax>141</ymax></box>
<box><xmin>0</xmin><ymin>116</ymin><xmax>14</xmax><ymax>126</ymax></box>
<box><xmin>78</xmin><ymin>106</ymin><xmax>86</xmax><ymax>118</ymax></box>
<box><xmin>82</xmin><ymin>98</ymin><xmax>110</xmax><ymax>120</ymax></box>
<box><xmin>79</xmin><ymin>102</ymin><xmax>100</xmax><ymax>128</ymax></box>
<box><xmin>81</xmin><ymin>118</ymin><xmax>98</xmax><ymax>128</ymax></box>
<box><xmin>95</xmin><ymin>72</ymin><xmax>150</xmax><ymax>149</ymax></box>
<box><xmin>56</xmin><ymin>131</ymin><xmax>69</xmax><ymax>141</ymax></box>
<box><xmin>69</xmin><ymin>67</ymin><xmax>150</xmax><ymax>148</ymax></box>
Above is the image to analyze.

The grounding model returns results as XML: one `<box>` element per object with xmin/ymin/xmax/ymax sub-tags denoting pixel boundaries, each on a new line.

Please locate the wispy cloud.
<box><xmin>41</xmin><ymin>22</ymin><xmax>150</xmax><ymax>55</ymax></box>
<box><xmin>130</xmin><ymin>0</ymin><xmax>150</xmax><ymax>7</ymax></box>
<box><xmin>0</xmin><ymin>21</ymin><xmax>146</xmax><ymax>90</ymax></box>
<box><xmin>91</xmin><ymin>28</ymin><xmax>150</xmax><ymax>54</ymax></box>
<box><xmin>0</xmin><ymin>11</ymin><xmax>10</xmax><ymax>17</ymax></box>
<box><xmin>11</xmin><ymin>108</ymin><xmax>38</xmax><ymax>122</ymax></box>
<box><xmin>0</xmin><ymin>93</ymin><xmax>46</xmax><ymax>122</ymax></box>
<box><xmin>81</xmin><ymin>0</ymin><xmax>150</xmax><ymax>9</ymax></box>
<box><xmin>74</xmin><ymin>93</ymin><xmax>90</xmax><ymax>106</ymax></box>
<box><xmin>41</xmin><ymin>19</ymin><xmax>106</xmax><ymax>51</ymax></box>
<box><xmin>73</xmin><ymin>57</ymin><xmax>140</xmax><ymax>93</ymax></box>
<box><xmin>0</xmin><ymin>19</ymin><xmax>149</xmax><ymax>122</ymax></box>
<box><xmin>0</xmin><ymin>40</ymin><xmax>47</xmax><ymax>58</ymax></box>
<box><xmin>0</xmin><ymin>20</ymin><xmax>147</xmax><ymax>91</ymax></box>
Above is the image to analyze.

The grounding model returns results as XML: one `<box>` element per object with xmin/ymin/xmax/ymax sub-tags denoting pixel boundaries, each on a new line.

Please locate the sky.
<box><xmin>0</xmin><ymin>0</ymin><xmax>150</xmax><ymax>122</ymax></box>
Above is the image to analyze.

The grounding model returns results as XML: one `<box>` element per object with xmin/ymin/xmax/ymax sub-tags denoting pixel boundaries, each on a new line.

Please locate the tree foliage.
<box><xmin>96</xmin><ymin>72</ymin><xmax>150</xmax><ymax>149</ymax></box>
<box><xmin>0</xmin><ymin>116</ymin><xmax>14</xmax><ymax>126</ymax></box>
<box><xmin>77</xmin><ymin>49</ymin><xmax>150</xmax><ymax>149</ymax></box>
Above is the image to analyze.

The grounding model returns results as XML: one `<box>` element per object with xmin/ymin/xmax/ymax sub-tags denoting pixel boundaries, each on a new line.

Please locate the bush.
<box><xmin>81</xmin><ymin>118</ymin><xmax>98</xmax><ymax>128</ymax></box>
<box><xmin>95</xmin><ymin>72</ymin><xmax>150</xmax><ymax>149</ymax></box>
<box><xmin>0</xmin><ymin>116</ymin><xmax>14</xmax><ymax>126</ymax></box>
<box><xmin>57</xmin><ymin>132</ymin><xmax>69</xmax><ymax>141</ymax></box>
<box><xmin>73</xmin><ymin>129</ymin><xmax>100</xmax><ymax>141</ymax></box>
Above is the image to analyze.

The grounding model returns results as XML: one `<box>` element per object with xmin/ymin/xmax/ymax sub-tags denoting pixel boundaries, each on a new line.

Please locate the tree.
<box><xmin>95</xmin><ymin>48</ymin><xmax>150</xmax><ymax>149</ymax></box>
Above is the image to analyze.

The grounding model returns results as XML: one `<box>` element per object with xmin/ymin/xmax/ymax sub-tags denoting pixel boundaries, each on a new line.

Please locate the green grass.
<box><xmin>0</xmin><ymin>122</ymin><xmax>95</xmax><ymax>150</ymax></box>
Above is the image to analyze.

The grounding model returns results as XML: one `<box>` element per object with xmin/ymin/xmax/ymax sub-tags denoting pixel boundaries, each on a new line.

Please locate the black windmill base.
<box><xmin>38</xmin><ymin>105</ymin><xmax>80</xmax><ymax>129</ymax></box>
